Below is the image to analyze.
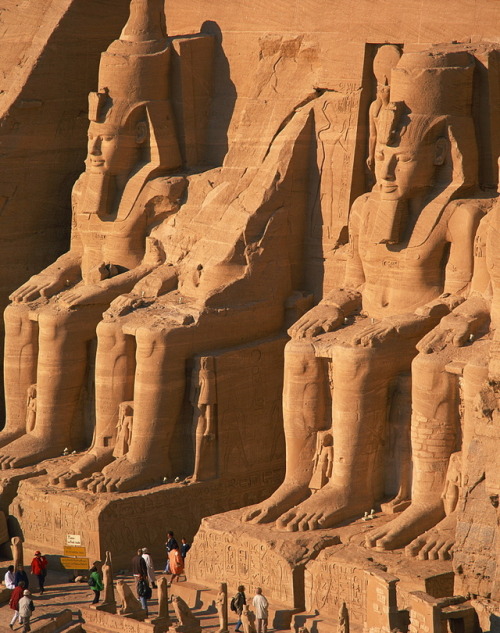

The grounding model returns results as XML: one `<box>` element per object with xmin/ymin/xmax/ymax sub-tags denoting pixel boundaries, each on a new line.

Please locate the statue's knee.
<box><xmin>136</xmin><ymin>326</ymin><xmax>166</xmax><ymax>360</ymax></box>
<box><xmin>96</xmin><ymin>320</ymin><xmax>124</xmax><ymax>351</ymax></box>
<box><xmin>463</xmin><ymin>358</ymin><xmax>488</xmax><ymax>388</ymax></box>
<box><xmin>4</xmin><ymin>304</ymin><xmax>28</xmax><ymax>336</ymax></box>
<box><xmin>38</xmin><ymin>311</ymin><xmax>67</xmax><ymax>343</ymax></box>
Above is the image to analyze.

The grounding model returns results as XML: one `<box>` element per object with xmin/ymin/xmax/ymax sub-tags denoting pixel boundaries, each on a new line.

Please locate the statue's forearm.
<box><xmin>39</xmin><ymin>251</ymin><xmax>82</xmax><ymax>279</ymax></box>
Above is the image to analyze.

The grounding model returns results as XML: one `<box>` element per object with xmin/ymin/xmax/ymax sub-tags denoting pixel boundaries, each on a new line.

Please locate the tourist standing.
<box><xmin>14</xmin><ymin>565</ymin><xmax>29</xmax><ymax>589</ymax></box>
<box><xmin>4</xmin><ymin>565</ymin><xmax>15</xmax><ymax>590</ymax></box>
<box><xmin>8</xmin><ymin>581</ymin><xmax>25</xmax><ymax>629</ymax></box>
<box><xmin>131</xmin><ymin>549</ymin><xmax>147</xmax><ymax>592</ymax></box>
<box><xmin>164</xmin><ymin>531</ymin><xmax>178</xmax><ymax>573</ymax></box>
<box><xmin>141</xmin><ymin>548</ymin><xmax>156</xmax><ymax>588</ymax></box>
<box><xmin>233</xmin><ymin>585</ymin><xmax>246</xmax><ymax>633</ymax></box>
<box><xmin>252</xmin><ymin>588</ymin><xmax>269</xmax><ymax>633</ymax></box>
<box><xmin>30</xmin><ymin>551</ymin><xmax>48</xmax><ymax>594</ymax></box>
<box><xmin>137</xmin><ymin>574</ymin><xmax>152</xmax><ymax>615</ymax></box>
<box><xmin>18</xmin><ymin>589</ymin><xmax>34</xmax><ymax>633</ymax></box>
<box><xmin>88</xmin><ymin>565</ymin><xmax>104</xmax><ymax>604</ymax></box>
<box><xmin>168</xmin><ymin>546</ymin><xmax>184</xmax><ymax>583</ymax></box>
<box><xmin>180</xmin><ymin>537</ymin><xmax>191</xmax><ymax>559</ymax></box>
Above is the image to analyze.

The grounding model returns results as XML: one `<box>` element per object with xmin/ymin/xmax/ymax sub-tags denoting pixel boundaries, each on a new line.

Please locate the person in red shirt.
<box><xmin>30</xmin><ymin>551</ymin><xmax>48</xmax><ymax>594</ymax></box>
<box><xmin>9</xmin><ymin>580</ymin><xmax>25</xmax><ymax>629</ymax></box>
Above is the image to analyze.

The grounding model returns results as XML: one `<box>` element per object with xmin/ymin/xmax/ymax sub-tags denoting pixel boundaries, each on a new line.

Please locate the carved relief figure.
<box><xmin>25</xmin><ymin>385</ymin><xmax>37</xmax><ymax>434</ymax></box>
<box><xmin>245</xmin><ymin>49</ymin><xmax>481</xmax><ymax>531</ymax></box>
<box><xmin>216</xmin><ymin>582</ymin><xmax>229</xmax><ymax>633</ymax></box>
<box><xmin>102</xmin><ymin>551</ymin><xmax>116</xmax><ymax>607</ymax></box>
<box><xmin>190</xmin><ymin>356</ymin><xmax>218</xmax><ymax>482</ymax></box>
<box><xmin>1</xmin><ymin>0</ymin><xmax>181</xmax><ymax>469</ymax></box>
<box><xmin>309</xmin><ymin>432</ymin><xmax>333</xmax><ymax>493</ymax></box>
<box><xmin>114</xmin><ymin>403</ymin><xmax>134</xmax><ymax>458</ymax></box>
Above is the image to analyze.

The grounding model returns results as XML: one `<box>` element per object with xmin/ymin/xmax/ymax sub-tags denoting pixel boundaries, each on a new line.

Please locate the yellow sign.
<box><xmin>60</xmin><ymin>556</ymin><xmax>89</xmax><ymax>570</ymax></box>
<box><xmin>64</xmin><ymin>546</ymin><xmax>87</xmax><ymax>557</ymax></box>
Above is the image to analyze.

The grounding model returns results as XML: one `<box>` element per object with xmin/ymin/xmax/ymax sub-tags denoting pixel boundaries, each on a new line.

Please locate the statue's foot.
<box><xmin>48</xmin><ymin>448</ymin><xmax>114</xmax><ymax>488</ymax></box>
<box><xmin>0</xmin><ymin>434</ymin><xmax>65</xmax><ymax>469</ymax></box>
<box><xmin>79</xmin><ymin>456</ymin><xmax>164</xmax><ymax>493</ymax></box>
<box><xmin>276</xmin><ymin>485</ymin><xmax>370</xmax><ymax>531</ymax></box>
<box><xmin>243</xmin><ymin>483</ymin><xmax>311</xmax><ymax>524</ymax></box>
<box><xmin>365</xmin><ymin>500</ymin><xmax>445</xmax><ymax>551</ymax></box>
<box><xmin>405</xmin><ymin>513</ymin><xmax>457</xmax><ymax>560</ymax></box>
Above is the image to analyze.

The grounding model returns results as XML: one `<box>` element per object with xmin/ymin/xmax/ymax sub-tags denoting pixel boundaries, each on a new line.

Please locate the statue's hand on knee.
<box><xmin>417</xmin><ymin>313</ymin><xmax>475</xmax><ymax>354</ymax></box>
<box><xmin>288</xmin><ymin>305</ymin><xmax>344</xmax><ymax>339</ymax></box>
<box><xmin>353</xmin><ymin>314</ymin><xmax>430</xmax><ymax>348</ymax></box>
<box><xmin>352</xmin><ymin>319</ymin><xmax>398</xmax><ymax>347</ymax></box>
<box><xmin>9</xmin><ymin>274</ymin><xmax>68</xmax><ymax>303</ymax></box>
<box><xmin>60</xmin><ymin>284</ymin><xmax>107</xmax><ymax>308</ymax></box>
<box><xmin>105</xmin><ymin>293</ymin><xmax>145</xmax><ymax>318</ymax></box>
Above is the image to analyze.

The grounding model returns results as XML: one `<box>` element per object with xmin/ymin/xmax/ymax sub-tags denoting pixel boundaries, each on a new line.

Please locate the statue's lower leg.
<box><xmin>0</xmin><ymin>306</ymin><xmax>38</xmax><ymax>448</ymax></box>
<box><xmin>52</xmin><ymin>321</ymin><xmax>136</xmax><ymax>487</ymax></box>
<box><xmin>85</xmin><ymin>328</ymin><xmax>183</xmax><ymax>492</ymax></box>
<box><xmin>366</xmin><ymin>353</ymin><xmax>460</xmax><ymax>550</ymax></box>
<box><xmin>244</xmin><ymin>340</ymin><xmax>329</xmax><ymax>524</ymax></box>
<box><xmin>0</xmin><ymin>311</ymin><xmax>93</xmax><ymax>469</ymax></box>
<box><xmin>276</xmin><ymin>352</ymin><xmax>389</xmax><ymax>531</ymax></box>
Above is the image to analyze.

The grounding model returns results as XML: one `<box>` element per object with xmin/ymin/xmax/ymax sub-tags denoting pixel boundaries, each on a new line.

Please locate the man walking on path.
<box><xmin>8</xmin><ymin>581</ymin><xmax>25</xmax><ymax>629</ymax></box>
<box><xmin>233</xmin><ymin>585</ymin><xmax>246</xmax><ymax>633</ymax></box>
<box><xmin>18</xmin><ymin>589</ymin><xmax>34</xmax><ymax>632</ymax></box>
<box><xmin>252</xmin><ymin>588</ymin><xmax>269</xmax><ymax>633</ymax></box>
<box><xmin>30</xmin><ymin>552</ymin><xmax>47</xmax><ymax>594</ymax></box>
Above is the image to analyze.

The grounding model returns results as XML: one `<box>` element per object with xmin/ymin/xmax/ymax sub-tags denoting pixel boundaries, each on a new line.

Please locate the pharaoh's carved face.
<box><xmin>374</xmin><ymin>136</ymin><xmax>446</xmax><ymax>201</ymax></box>
<box><xmin>86</xmin><ymin>121</ymin><xmax>147</xmax><ymax>176</ymax></box>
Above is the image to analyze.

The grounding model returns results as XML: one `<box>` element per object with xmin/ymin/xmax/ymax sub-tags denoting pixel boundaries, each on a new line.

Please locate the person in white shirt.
<box><xmin>252</xmin><ymin>588</ymin><xmax>269</xmax><ymax>633</ymax></box>
<box><xmin>141</xmin><ymin>548</ymin><xmax>156</xmax><ymax>588</ymax></box>
<box><xmin>4</xmin><ymin>565</ymin><xmax>15</xmax><ymax>590</ymax></box>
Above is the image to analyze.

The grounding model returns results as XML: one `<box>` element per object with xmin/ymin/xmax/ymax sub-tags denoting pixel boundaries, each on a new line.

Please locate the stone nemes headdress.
<box><xmin>88</xmin><ymin>0</ymin><xmax>181</xmax><ymax>172</ymax></box>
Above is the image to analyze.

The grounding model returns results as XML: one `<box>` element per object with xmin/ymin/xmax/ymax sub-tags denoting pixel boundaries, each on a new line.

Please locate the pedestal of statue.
<box><xmin>184</xmin><ymin>508</ymin><xmax>459</xmax><ymax>633</ymax></box>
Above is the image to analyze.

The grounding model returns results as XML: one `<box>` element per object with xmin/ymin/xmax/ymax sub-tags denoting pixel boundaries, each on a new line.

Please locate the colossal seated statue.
<box><xmin>0</xmin><ymin>0</ymin><xmax>182</xmax><ymax>468</ymax></box>
<box><xmin>50</xmin><ymin>101</ymin><xmax>313</xmax><ymax>492</ymax></box>
<box><xmin>245</xmin><ymin>49</ymin><xmax>483</xmax><ymax>532</ymax></box>
<box><xmin>366</xmin><ymin>165</ymin><xmax>498</xmax><ymax>558</ymax></box>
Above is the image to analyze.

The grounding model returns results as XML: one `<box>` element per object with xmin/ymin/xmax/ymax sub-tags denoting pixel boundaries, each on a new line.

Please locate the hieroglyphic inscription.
<box><xmin>187</xmin><ymin>528</ymin><xmax>293</xmax><ymax>606</ymax></box>
<box><xmin>80</xmin><ymin>606</ymin><xmax>154</xmax><ymax>633</ymax></box>
<box><xmin>308</xmin><ymin>560</ymin><xmax>368</xmax><ymax>624</ymax></box>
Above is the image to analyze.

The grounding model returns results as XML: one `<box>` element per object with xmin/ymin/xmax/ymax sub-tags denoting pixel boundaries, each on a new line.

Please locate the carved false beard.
<box><xmin>371</xmin><ymin>198</ymin><xmax>409</xmax><ymax>244</ymax></box>
<box><xmin>81</xmin><ymin>172</ymin><xmax>117</xmax><ymax>217</ymax></box>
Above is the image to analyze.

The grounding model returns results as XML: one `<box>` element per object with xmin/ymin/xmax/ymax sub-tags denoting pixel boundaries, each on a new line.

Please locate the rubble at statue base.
<box><xmin>0</xmin><ymin>1</ymin><xmax>499</xmax><ymax>632</ymax></box>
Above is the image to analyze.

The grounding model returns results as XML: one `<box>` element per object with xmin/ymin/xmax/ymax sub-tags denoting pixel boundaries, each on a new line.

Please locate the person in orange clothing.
<box><xmin>30</xmin><ymin>551</ymin><xmax>48</xmax><ymax>594</ymax></box>
<box><xmin>168</xmin><ymin>545</ymin><xmax>184</xmax><ymax>583</ymax></box>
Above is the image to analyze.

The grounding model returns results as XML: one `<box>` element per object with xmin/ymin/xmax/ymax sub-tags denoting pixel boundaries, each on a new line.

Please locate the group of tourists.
<box><xmin>232</xmin><ymin>585</ymin><xmax>270</xmax><ymax>633</ymax></box>
<box><xmin>5</xmin><ymin>551</ymin><xmax>47</xmax><ymax>632</ymax></box>
<box><xmin>87</xmin><ymin>531</ymin><xmax>191</xmax><ymax>616</ymax></box>
<box><xmin>2</xmin><ymin>539</ymin><xmax>271</xmax><ymax>633</ymax></box>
